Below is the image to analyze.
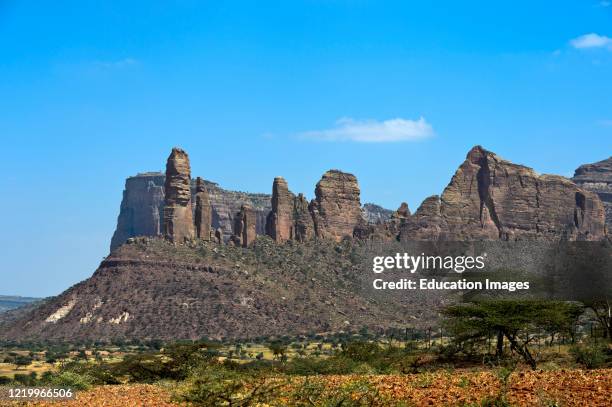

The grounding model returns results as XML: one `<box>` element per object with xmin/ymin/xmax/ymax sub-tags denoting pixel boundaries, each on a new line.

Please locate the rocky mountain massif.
<box><xmin>1</xmin><ymin>146</ymin><xmax>609</xmax><ymax>342</ymax></box>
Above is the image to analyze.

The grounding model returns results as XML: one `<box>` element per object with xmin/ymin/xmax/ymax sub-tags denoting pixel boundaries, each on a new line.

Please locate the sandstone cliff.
<box><xmin>573</xmin><ymin>157</ymin><xmax>612</xmax><ymax>230</ymax></box>
<box><xmin>163</xmin><ymin>148</ymin><xmax>195</xmax><ymax>243</ymax></box>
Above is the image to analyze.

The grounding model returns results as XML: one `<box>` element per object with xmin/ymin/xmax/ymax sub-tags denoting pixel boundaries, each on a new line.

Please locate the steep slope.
<box><xmin>0</xmin><ymin>238</ymin><xmax>441</xmax><ymax>342</ymax></box>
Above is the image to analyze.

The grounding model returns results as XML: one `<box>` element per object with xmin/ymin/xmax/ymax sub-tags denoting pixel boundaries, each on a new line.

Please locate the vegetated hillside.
<box><xmin>0</xmin><ymin>296</ymin><xmax>41</xmax><ymax>313</ymax></box>
<box><xmin>0</xmin><ymin>237</ymin><xmax>443</xmax><ymax>343</ymax></box>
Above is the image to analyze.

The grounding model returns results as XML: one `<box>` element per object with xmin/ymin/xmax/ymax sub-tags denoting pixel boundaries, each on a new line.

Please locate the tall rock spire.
<box><xmin>194</xmin><ymin>177</ymin><xmax>212</xmax><ymax>240</ymax></box>
<box><xmin>162</xmin><ymin>147</ymin><xmax>194</xmax><ymax>243</ymax></box>
<box><xmin>265</xmin><ymin>177</ymin><xmax>295</xmax><ymax>243</ymax></box>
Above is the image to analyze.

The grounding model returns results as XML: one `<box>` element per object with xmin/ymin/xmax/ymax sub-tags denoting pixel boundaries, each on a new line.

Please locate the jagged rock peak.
<box><xmin>163</xmin><ymin>147</ymin><xmax>194</xmax><ymax>243</ymax></box>
<box><xmin>194</xmin><ymin>177</ymin><xmax>212</xmax><ymax>240</ymax></box>
<box><xmin>466</xmin><ymin>144</ymin><xmax>488</xmax><ymax>163</ymax></box>
<box><xmin>310</xmin><ymin>169</ymin><xmax>363</xmax><ymax>241</ymax></box>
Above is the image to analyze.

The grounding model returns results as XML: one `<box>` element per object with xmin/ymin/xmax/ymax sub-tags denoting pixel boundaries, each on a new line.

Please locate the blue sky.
<box><xmin>0</xmin><ymin>1</ymin><xmax>611</xmax><ymax>297</ymax></box>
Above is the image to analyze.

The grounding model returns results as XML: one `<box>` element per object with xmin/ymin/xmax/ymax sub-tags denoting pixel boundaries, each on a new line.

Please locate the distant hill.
<box><xmin>0</xmin><ymin>296</ymin><xmax>41</xmax><ymax>313</ymax></box>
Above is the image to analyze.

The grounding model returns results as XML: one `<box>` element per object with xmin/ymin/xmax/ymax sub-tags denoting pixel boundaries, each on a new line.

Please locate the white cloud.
<box><xmin>599</xmin><ymin>1</ymin><xmax>610</xmax><ymax>7</ymax></box>
<box><xmin>300</xmin><ymin>117</ymin><xmax>434</xmax><ymax>143</ymax></box>
<box><xmin>570</xmin><ymin>33</ymin><xmax>612</xmax><ymax>49</ymax></box>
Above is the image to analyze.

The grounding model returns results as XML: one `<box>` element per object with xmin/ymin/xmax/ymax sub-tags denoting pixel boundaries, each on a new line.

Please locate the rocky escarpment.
<box><xmin>573</xmin><ymin>157</ymin><xmax>612</xmax><ymax>230</ymax></box>
<box><xmin>397</xmin><ymin>146</ymin><xmax>606</xmax><ymax>241</ymax></box>
<box><xmin>163</xmin><ymin>148</ymin><xmax>195</xmax><ymax>243</ymax></box>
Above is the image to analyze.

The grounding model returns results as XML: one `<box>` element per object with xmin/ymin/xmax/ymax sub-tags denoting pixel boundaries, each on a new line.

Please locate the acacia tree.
<box><xmin>583</xmin><ymin>299</ymin><xmax>611</xmax><ymax>340</ymax></box>
<box><xmin>267</xmin><ymin>342</ymin><xmax>287</xmax><ymax>361</ymax></box>
<box><xmin>443</xmin><ymin>300</ymin><xmax>583</xmax><ymax>369</ymax></box>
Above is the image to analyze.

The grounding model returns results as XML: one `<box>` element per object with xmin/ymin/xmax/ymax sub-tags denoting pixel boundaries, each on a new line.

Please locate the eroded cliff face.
<box><xmin>398</xmin><ymin>146</ymin><xmax>606</xmax><ymax>241</ymax></box>
<box><xmin>573</xmin><ymin>157</ymin><xmax>612</xmax><ymax>230</ymax></box>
